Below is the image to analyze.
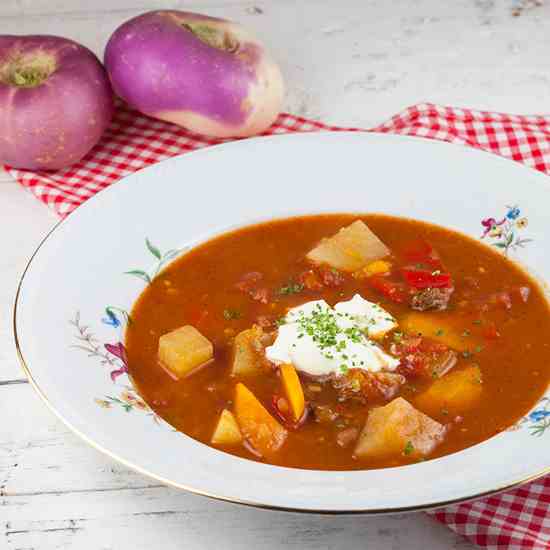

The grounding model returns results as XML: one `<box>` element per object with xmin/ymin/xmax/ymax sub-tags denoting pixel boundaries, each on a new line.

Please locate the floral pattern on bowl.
<box><xmin>71</xmin><ymin>305</ymin><xmax>164</xmax><ymax>423</ymax></box>
<box><xmin>481</xmin><ymin>205</ymin><xmax>532</xmax><ymax>256</ymax></box>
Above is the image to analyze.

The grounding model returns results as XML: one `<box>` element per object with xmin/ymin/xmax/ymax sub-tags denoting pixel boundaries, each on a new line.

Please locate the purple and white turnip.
<box><xmin>0</xmin><ymin>35</ymin><xmax>114</xmax><ymax>170</ymax></box>
<box><xmin>104</xmin><ymin>11</ymin><xmax>284</xmax><ymax>138</ymax></box>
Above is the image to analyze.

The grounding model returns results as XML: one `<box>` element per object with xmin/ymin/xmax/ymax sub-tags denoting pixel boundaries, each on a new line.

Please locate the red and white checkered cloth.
<box><xmin>7</xmin><ymin>102</ymin><xmax>550</xmax><ymax>548</ymax></box>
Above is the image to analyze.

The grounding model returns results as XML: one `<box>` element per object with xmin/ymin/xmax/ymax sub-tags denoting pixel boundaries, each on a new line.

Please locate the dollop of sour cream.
<box><xmin>265</xmin><ymin>295</ymin><xmax>399</xmax><ymax>377</ymax></box>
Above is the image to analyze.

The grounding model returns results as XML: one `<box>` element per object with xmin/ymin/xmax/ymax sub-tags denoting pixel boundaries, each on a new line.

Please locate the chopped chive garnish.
<box><xmin>403</xmin><ymin>441</ymin><xmax>414</xmax><ymax>456</ymax></box>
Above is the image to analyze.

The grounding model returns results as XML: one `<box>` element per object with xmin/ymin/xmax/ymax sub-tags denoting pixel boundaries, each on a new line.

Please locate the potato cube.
<box><xmin>355</xmin><ymin>397</ymin><xmax>446</xmax><ymax>460</ymax></box>
<box><xmin>232</xmin><ymin>326</ymin><xmax>266</xmax><ymax>376</ymax></box>
<box><xmin>306</xmin><ymin>220</ymin><xmax>390</xmax><ymax>272</ymax></box>
<box><xmin>415</xmin><ymin>366</ymin><xmax>483</xmax><ymax>415</ymax></box>
<box><xmin>401</xmin><ymin>313</ymin><xmax>479</xmax><ymax>352</ymax></box>
<box><xmin>211</xmin><ymin>409</ymin><xmax>242</xmax><ymax>446</ymax></box>
<box><xmin>280</xmin><ymin>364</ymin><xmax>305</xmax><ymax>421</ymax></box>
<box><xmin>158</xmin><ymin>325</ymin><xmax>213</xmax><ymax>379</ymax></box>
<box><xmin>234</xmin><ymin>383</ymin><xmax>287</xmax><ymax>457</ymax></box>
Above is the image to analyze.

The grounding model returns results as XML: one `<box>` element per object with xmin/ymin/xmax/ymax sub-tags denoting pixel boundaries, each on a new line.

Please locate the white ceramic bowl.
<box><xmin>14</xmin><ymin>132</ymin><xmax>550</xmax><ymax>513</ymax></box>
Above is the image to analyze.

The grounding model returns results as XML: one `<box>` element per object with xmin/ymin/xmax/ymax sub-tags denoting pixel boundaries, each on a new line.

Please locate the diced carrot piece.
<box><xmin>306</xmin><ymin>220</ymin><xmax>390</xmax><ymax>272</ymax></box>
<box><xmin>364</xmin><ymin>260</ymin><xmax>392</xmax><ymax>276</ymax></box>
<box><xmin>415</xmin><ymin>366</ymin><xmax>483</xmax><ymax>415</ymax></box>
<box><xmin>355</xmin><ymin>397</ymin><xmax>446</xmax><ymax>460</ymax></box>
<box><xmin>211</xmin><ymin>409</ymin><xmax>242</xmax><ymax>446</ymax></box>
<box><xmin>234</xmin><ymin>383</ymin><xmax>288</xmax><ymax>457</ymax></box>
<box><xmin>280</xmin><ymin>364</ymin><xmax>305</xmax><ymax>421</ymax></box>
<box><xmin>158</xmin><ymin>325</ymin><xmax>213</xmax><ymax>379</ymax></box>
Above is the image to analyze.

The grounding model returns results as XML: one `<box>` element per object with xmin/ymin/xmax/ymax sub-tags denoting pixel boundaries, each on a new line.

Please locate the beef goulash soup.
<box><xmin>126</xmin><ymin>215</ymin><xmax>550</xmax><ymax>470</ymax></box>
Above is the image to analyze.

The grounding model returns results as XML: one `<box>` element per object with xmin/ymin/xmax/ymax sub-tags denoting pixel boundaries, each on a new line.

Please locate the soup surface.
<box><xmin>126</xmin><ymin>214</ymin><xmax>550</xmax><ymax>470</ymax></box>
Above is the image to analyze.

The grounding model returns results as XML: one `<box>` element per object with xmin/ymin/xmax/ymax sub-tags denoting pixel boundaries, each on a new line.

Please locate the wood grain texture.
<box><xmin>1</xmin><ymin>182</ymin><xmax>56</xmax><ymax>382</ymax></box>
<box><xmin>5</xmin><ymin>0</ymin><xmax>550</xmax><ymax>548</ymax></box>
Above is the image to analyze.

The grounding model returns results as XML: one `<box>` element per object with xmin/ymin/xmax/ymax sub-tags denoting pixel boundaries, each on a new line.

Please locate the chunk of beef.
<box><xmin>330</xmin><ymin>369</ymin><xmax>405</xmax><ymax>404</ymax></box>
<box><xmin>235</xmin><ymin>272</ymin><xmax>270</xmax><ymax>304</ymax></box>
<box><xmin>392</xmin><ymin>335</ymin><xmax>458</xmax><ymax>379</ymax></box>
<box><xmin>318</xmin><ymin>266</ymin><xmax>346</xmax><ymax>287</ymax></box>
<box><xmin>410</xmin><ymin>286</ymin><xmax>454</xmax><ymax>311</ymax></box>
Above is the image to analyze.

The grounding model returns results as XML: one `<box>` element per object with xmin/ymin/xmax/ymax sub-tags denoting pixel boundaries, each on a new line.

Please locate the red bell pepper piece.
<box><xmin>402</xmin><ymin>239</ymin><xmax>443</xmax><ymax>269</ymax></box>
<box><xmin>368</xmin><ymin>276</ymin><xmax>409</xmax><ymax>303</ymax></box>
<box><xmin>401</xmin><ymin>268</ymin><xmax>452</xmax><ymax>289</ymax></box>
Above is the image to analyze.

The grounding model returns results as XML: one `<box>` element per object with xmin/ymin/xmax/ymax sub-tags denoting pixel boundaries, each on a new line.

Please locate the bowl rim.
<box><xmin>13</xmin><ymin>130</ymin><xmax>550</xmax><ymax>514</ymax></box>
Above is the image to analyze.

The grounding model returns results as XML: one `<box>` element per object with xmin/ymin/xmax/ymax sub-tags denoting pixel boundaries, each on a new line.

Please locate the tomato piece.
<box><xmin>417</xmin><ymin>338</ymin><xmax>449</xmax><ymax>354</ymax></box>
<box><xmin>391</xmin><ymin>335</ymin><xmax>423</xmax><ymax>357</ymax></box>
<box><xmin>402</xmin><ymin>268</ymin><xmax>452</xmax><ymax>289</ymax></box>
<box><xmin>368</xmin><ymin>276</ymin><xmax>409</xmax><ymax>303</ymax></box>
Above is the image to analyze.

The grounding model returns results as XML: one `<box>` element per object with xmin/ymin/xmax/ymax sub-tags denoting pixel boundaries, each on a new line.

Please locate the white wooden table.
<box><xmin>2</xmin><ymin>1</ymin><xmax>549</xmax><ymax>548</ymax></box>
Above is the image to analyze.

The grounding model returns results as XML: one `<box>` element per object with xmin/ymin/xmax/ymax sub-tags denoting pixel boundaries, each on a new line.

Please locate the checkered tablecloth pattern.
<box><xmin>7</xmin><ymin>102</ymin><xmax>550</xmax><ymax>218</ymax></box>
<box><xmin>7</xmin><ymin>102</ymin><xmax>550</xmax><ymax>549</ymax></box>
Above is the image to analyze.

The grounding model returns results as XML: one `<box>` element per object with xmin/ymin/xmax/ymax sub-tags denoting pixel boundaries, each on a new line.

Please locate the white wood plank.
<box><xmin>0</xmin><ymin>183</ymin><xmax>57</xmax><ymax>382</ymax></box>
<box><xmin>3</xmin><ymin>491</ymin><xmax>471</xmax><ymax>550</ymax></box>
<box><xmin>1</xmin><ymin>384</ymin><xmax>158</xmax><ymax>494</ymax></box>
